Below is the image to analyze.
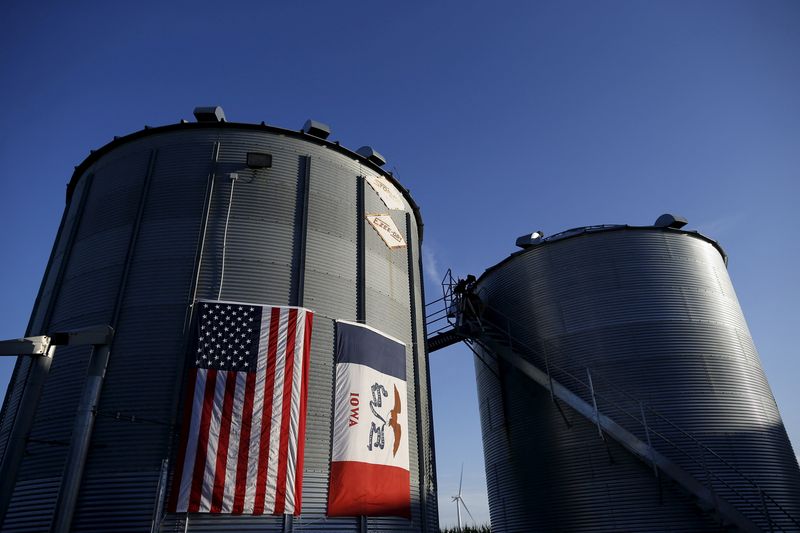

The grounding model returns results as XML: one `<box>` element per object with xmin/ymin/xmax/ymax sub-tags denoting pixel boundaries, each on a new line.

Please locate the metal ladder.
<box><xmin>424</xmin><ymin>271</ymin><xmax>800</xmax><ymax>533</ymax></box>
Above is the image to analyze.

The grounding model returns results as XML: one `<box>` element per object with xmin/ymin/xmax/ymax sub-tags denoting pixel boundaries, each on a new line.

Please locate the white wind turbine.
<box><xmin>451</xmin><ymin>463</ymin><xmax>475</xmax><ymax>531</ymax></box>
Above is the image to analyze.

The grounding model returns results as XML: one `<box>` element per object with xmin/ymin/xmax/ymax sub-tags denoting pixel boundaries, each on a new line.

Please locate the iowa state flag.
<box><xmin>328</xmin><ymin>321</ymin><xmax>410</xmax><ymax>518</ymax></box>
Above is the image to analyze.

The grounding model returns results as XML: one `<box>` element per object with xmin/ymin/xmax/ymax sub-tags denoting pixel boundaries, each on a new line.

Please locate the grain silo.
<box><xmin>447</xmin><ymin>217</ymin><xmax>800</xmax><ymax>532</ymax></box>
<box><xmin>0</xmin><ymin>108</ymin><xmax>438</xmax><ymax>532</ymax></box>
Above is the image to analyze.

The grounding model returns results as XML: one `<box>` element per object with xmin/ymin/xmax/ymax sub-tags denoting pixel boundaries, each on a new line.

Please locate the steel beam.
<box><xmin>0</xmin><ymin>342</ymin><xmax>56</xmax><ymax>522</ymax></box>
<box><xmin>0</xmin><ymin>336</ymin><xmax>51</xmax><ymax>356</ymax></box>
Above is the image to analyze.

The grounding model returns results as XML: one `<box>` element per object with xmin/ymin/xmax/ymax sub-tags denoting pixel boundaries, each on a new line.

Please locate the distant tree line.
<box><xmin>440</xmin><ymin>526</ymin><xmax>491</xmax><ymax>533</ymax></box>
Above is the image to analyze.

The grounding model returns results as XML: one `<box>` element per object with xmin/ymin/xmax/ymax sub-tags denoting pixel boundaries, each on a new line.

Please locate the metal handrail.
<box><xmin>424</xmin><ymin>316</ymin><xmax>449</xmax><ymax>327</ymax></box>
<box><xmin>424</xmin><ymin>307</ymin><xmax>448</xmax><ymax>320</ymax></box>
<box><xmin>585</xmin><ymin>355</ymin><xmax>799</xmax><ymax>528</ymax></box>
<box><xmin>424</xmin><ymin>294</ymin><xmax>447</xmax><ymax>307</ymax></box>
<box><xmin>427</xmin><ymin>324</ymin><xmax>456</xmax><ymax>336</ymax></box>
<box><xmin>424</xmin><ymin>269</ymin><xmax>461</xmax><ymax>338</ymax></box>
<box><xmin>473</xmin><ymin>300</ymin><xmax>800</xmax><ymax>530</ymax></box>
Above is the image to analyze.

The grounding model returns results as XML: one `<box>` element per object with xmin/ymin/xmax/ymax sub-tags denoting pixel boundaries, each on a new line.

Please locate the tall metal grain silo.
<box><xmin>0</xmin><ymin>108</ymin><xmax>438</xmax><ymax>532</ymax></box>
<box><xmin>457</xmin><ymin>218</ymin><xmax>800</xmax><ymax>532</ymax></box>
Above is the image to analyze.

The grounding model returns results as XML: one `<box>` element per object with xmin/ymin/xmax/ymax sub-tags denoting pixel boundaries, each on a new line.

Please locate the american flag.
<box><xmin>170</xmin><ymin>301</ymin><xmax>313</xmax><ymax>515</ymax></box>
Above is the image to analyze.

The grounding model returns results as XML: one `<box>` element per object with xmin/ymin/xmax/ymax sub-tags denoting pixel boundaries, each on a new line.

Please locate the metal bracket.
<box><xmin>0</xmin><ymin>324</ymin><xmax>114</xmax><ymax>528</ymax></box>
<box><xmin>0</xmin><ymin>335</ymin><xmax>52</xmax><ymax>357</ymax></box>
<box><xmin>0</xmin><ymin>325</ymin><xmax>112</xmax><ymax>358</ymax></box>
<box><xmin>49</xmin><ymin>325</ymin><xmax>114</xmax><ymax>346</ymax></box>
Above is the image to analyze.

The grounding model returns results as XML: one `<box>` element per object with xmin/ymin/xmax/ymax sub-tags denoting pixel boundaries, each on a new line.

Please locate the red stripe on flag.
<box><xmin>273</xmin><ymin>308</ymin><xmax>298</xmax><ymax>515</ymax></box>
<box><xmin>293</xmin><ymin>311</ymin><xmax>313</xmax><ymax>515</ymax></box>
<box><xmin>328</xmin><ymin>461</ymin><xmax>411</xmax><ymax>518</ymax></box>
<box><xmin>253</xmin><ymin>308</ymin><xmax>281</xmax><ymax>515</ymax></box>
<box><xmin>232</xmin><ymin>372</ymin><xmax>256</xmax><ymax>514</ymax></box>
<box><xmin>168</xmin><ymin>366</ymin><xmax>198</xmax><ymax>512</ymax></box>
<box><xmin>210</xmin><ymin>371</ymin><xmax>237</xmax><ymax>512</ymax></box>
<box><xmin>188</xmin><ymin>369</ymin><xmax>218</xmax><ymax>513</ymax></box>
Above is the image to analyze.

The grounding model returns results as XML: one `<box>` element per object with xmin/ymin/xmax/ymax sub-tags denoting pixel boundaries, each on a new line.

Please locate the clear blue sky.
<box><xmin>1</xmin><ymin>1</ymin><xmax>799</xmax><ymax>528</ymax></box>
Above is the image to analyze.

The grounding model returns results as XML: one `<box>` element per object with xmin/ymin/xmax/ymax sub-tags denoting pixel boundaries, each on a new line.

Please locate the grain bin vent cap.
<box><xmin>515</xmin><ymin>231</ymin><xmax>545</xmax><ymax>249</ymax></box>
<box><xmin>302</xmin><ymin>119</ymin><xmax>331</xmax><ymax>139</ymax></box>
<box><xmin>193</xmin><ymin>106</ymin><xmax>226</xmax><ymax>123</ymax></box>
<box><xmin>654</xmin><ymin>213</ymin><xmax>688</xmax><ymax>229</ymax></box>
<box><xmin>356</xmin><ymin>146</ymin><xmax>386</xmax><ymax>167</ymax></box>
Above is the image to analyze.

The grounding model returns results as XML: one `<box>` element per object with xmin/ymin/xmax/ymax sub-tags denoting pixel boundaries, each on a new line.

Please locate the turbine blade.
<box><xmin>460</xmin><ymin>498</ymin><xmax>476</xmax><ymax>523</ymax></box>
<box><xmin>458</xmin><ymin>463</ymin><xmax>464</xmax><ymax>496</ymax></box>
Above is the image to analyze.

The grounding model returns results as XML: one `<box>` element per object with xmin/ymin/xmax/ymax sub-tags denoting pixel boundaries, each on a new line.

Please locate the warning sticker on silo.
<box><xmin>365</xmin><ymin>175</ymin><xmax>405</xmax><ymax>211</ymax></box>
<box><xmin>366</xmin><ymin>214</ymin><xmax>407</xmax><ymax>249</ymax></box>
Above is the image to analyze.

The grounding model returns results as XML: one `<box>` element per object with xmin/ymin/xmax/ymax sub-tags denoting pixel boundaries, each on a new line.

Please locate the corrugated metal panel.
<box><xmin>474</xmin><ymin>349</ymin><xmax>726</xmax><ymax>532</ymax></box>
<box><xmin>361</xmin><ymin>166</ymin><xmax>424</xmax><ymax>531</ymax></box>
<box><xmin>72</xmin><ymin>471</ymin><xmax>161</xmax><ymax>532</ymax></box>
<box><xmin>87</xmin><ymin>136</ymin><xmax>217</xmax><ymax>530</ymax></box>
<box><xmin>14</xmin><ymin>344</ymin><xmax>91</xmax><ymax>481</ymax></box>
<box><xmin>1</xmin><ymin>126</ymin><xmax>436</xmax><ymax>532</ymax></box>
<box><xmin>407</xmin><ymin>211</ymin><xmax>439</xmax><ymax>532</ymax></box>
<box><xmin>303</xmin><ymin>155</ymin><xmax>358</xmax><ymax>321</ymax></box>
<box><xmin>198</xmin><ymin>133</ymin><xmax>299</xmax><ymax>305</ymax></box>
<box><xmin>291</xmin><ymin>317</ymin><xmax>363</xmax><ymax>531</ymax></box>
<box><xmin>0</xmin><ymin>357</ymin><xmax>30</xmax><ymax>463</ymax></box>
<box><xmin>474</xmin><ymin>227</ymin><xmax>800</xmax><ymax>532</ymax></box>
<box><xmin>2</xmin><ymin>477</ymin><xmax>60</xmax><ymax>533</ymax></box>
<box><xmin>3</xmin><ymin>148</ymin><xmax>151</xmax><ymax>530</ymax></box>
<box><xmin>0</xmin><ymin>173</ymin><xmax>91</xmax><ymax>463</ymax></box>
<box><xmin>80</xmin><ymin>135</ymin><xmax>211</xmax><ymax>500</ymax></box>
<box><xmin>301</xmin><ymin>317</ymin><xmax>335</xmax><ymax>516</ymax></box>
<box><xmin>31</xmin><ymin>170</ymin><xmax>94</xmax><ymax>335</ymax></box>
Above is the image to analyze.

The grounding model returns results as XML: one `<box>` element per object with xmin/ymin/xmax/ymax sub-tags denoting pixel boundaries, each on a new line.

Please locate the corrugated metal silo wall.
<box><xmin>473</xmin><ymin>228</ymin><xmax>800</xmax><ymax>532</ymax></box>
<box><xmin>0</xmin><ymin>165</ymin><xmax>90</xmax><ymax>468</ymax></box>
<box><xmin>0</xmin><ymin>126</ymin><xmax>438</xmax><ymax>532</ymax></box>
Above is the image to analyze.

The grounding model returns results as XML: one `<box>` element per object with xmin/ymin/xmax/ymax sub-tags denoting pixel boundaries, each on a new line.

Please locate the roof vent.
<box><xmin>193</xmin><ymin>106</ymin><xmax>226</xmax><ymax>123</ymax></box>
<box><xmin>515</xmin><ymin>231</ymin><xmax>545</xmax><ymax>249</ymax></box>
<box><xmin>654</xmin><ymin>213</ymin><xmax>688</xmax><ymax>229</ymax></box>
<box><xmin>302</xmin><ymin>119</ymin><xmax>331</xmax><ymax>139</ymax></box>
<box><xmin>356</xmin><ymin>146</ymin><xmax>387</xmax><ymax>167</ymax></box>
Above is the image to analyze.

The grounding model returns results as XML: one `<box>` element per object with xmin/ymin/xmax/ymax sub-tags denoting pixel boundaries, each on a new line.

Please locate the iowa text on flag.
<box><xmin>328</xmin><ymin>321</ymin><xmax>410</xmax><ymax>518</ymax></box>
<box><xmin>170</xmin><ymin>301</ymin><xmax>313</xmax><ymax>515</ymax></box>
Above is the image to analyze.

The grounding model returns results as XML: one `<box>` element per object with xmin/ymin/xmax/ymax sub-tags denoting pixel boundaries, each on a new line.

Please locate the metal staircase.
<box><xmin>425</xmin><ymin>270</ymin><xmax>800</xmax><ymax>533</ymax></box>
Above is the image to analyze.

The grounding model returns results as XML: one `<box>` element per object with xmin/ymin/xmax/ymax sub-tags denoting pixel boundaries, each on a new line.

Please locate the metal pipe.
<box><xmin>586</xmin><ymin>368</ymin><xmax>603</xmax><ymax>439</ymax></box>
<box><xmin>356</xmin><ymin>176</ymin><xmax>366</xmax><ymax>530</ymax></box>
<box><xmin>640</xmin><ymin>401</ymin><xmax>658</xmax><ymax>478</ymax></box>
<box><xmin>150</xmin><ymin>459</ymin><xmax>169</xmax><ymax>533</ymax></box>
<box><xmin>291</xmin><ymin>156</ymin><xmax>311</xmax><ymax>308</ymax></box>
<box><xmin>0</xmin><ymin>343</ymin><xmax>56</xmax><ymax>522</ymax></box>
<box><xmin>417</xmin><ymin>220</ymin><xmax>438</xmax><ymax>531</ymax></box>
<box><xmin>545</xmin><ymin>349</ymin><xmax>555</xmax><ymax>403</ymax></box>
<box><xmin>163</xmin><ymin>141</ymin><xmax>219</xmax><ymax>521</ymax></box>
<box><xmin>51</xmin><ymin>342</ymin><xmax>112</xmax><ymax>533</ymax></box>
<box><xmin>761</xmin><ymin>489</ymin><xmax>774</xmax><ymax>533</ymax></box>
<box><xmin>406</xmin><ymin>212</ymin><xmax>428</xmax><ymax>532</ymax></box>
<box><xmin>216</xmin><ymin>174</ymin><xmax>237</xmax><ymax>300</ymax></box>
<box><xmin>356</xmin><ymin>175</ymin><xmax>366</xmax><ymax>323</ymax></box>
<box><xmin>280</xmin><ymin>156</ymin><xmax>312</xmax><ymax>533</ymax></box>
